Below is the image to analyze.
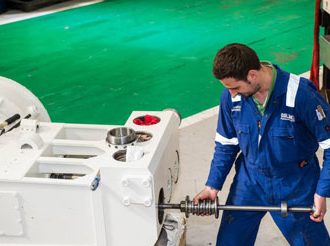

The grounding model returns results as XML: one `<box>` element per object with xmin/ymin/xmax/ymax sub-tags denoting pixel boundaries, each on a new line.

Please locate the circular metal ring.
<box><xmin>106</xmin><ymin>127</ymin><xmax>136</xmax><ymax>145</ymax></box>
<box><xmin>281</xmin><ymin>201</ymin><xmax>288</xmax><ymax>217</ymax></box>
<box><xmin>214</xmin><ymin>197</ymin><xmax>219</xmax><ymax>219</ymax></box>
<box><xmin>185</xmin><ymin>195</ymin><xmax>190</xmax><ymax>218</ymax></box>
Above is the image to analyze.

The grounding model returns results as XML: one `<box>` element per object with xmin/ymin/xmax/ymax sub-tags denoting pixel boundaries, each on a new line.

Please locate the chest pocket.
<box><xmin>270</xmin><ymin>127</ymin><xmax>299</xmax><ymax>164</ymax></box>
<box><xmin>236</xmin><ymin>124</ymin><xmax>251</xmax><ymax>159</ymax></box>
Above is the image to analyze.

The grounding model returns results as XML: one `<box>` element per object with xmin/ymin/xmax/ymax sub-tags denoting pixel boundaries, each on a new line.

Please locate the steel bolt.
<box><xmin>144</xmin><ymin>198</ymin><xmax>152</xmax><ymax>207</ymax></box>
<box><xmin>123</xmin><ymin>197</ymin><xmax>130</xmax><ymax>206</ymax></box>
<box><xmin>142</xmin><ymin>178</ymin><xmax>151</xmax><ymax>187</ymax></box>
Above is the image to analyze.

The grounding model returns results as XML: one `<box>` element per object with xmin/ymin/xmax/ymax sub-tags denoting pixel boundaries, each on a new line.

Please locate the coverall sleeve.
<box><xmin>297</xmin><ymin>82</ymin><xmax>330</xmax><ymax>197</ymax></box>
<box><xmin>205</xmin><ymin>91</ymin><xmax>240</xmax><ymax>190</ymax></box>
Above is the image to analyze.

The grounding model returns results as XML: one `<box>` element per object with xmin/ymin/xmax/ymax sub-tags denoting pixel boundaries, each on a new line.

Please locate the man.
<box><xmin>193</xmin><ymin>43</ymin><xmax>330</xmax><ymax>245</ymax></box>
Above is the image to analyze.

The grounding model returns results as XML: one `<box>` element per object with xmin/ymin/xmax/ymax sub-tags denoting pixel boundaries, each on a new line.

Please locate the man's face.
<box><xmin>220</xmin><ymin>77</ymin><xmax>260</xmax><ymax>98</ymax></box>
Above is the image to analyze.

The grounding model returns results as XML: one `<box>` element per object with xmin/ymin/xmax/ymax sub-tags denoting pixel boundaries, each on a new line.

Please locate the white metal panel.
<box><xmin>0</xmin><ymin>77</ymin><xmax>181</xmax><ymax>245</ymax></box>
<box><xmin>0</xmin><ymin>192</ymin><xmax>23</xmax><ymax>237</ymax></box>
<box><xmin>0</xmin><ymin>76</ymin><xmax>50</xmax><ymax>122</ymax></box>
<box><xmin>0</xmin><ymin>110</ymin><xmax>180</xmax><ymax>245</ymax></box>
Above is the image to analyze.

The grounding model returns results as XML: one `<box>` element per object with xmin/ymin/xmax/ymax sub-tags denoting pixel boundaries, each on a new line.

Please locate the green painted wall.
<box><xmin>0</xmin><ymin>0</ymin><xmax>315</xmax><ymax>124</ymax></box>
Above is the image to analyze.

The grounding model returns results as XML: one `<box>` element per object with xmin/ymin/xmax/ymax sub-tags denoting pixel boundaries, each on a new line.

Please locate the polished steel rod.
<box><xmin>217</xmin><ymin>205</ymin><xmax>313</xmax><ymax>212</ymax></box>
<box><xmin>158</xmin><ymin>204</ymin><xmax>314</xmax><ymax>212</ymax></box>
<box><xmin>158</xmin><ymin>195</ymin><xmax>315</xmax><ymax>219</ymax></box>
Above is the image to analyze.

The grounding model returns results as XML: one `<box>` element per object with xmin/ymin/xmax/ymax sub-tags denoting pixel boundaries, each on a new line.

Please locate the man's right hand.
<box><xmin>193</xmin><ymin>186</ymin><xmax>219</xmax><ymax>204</ymax></box>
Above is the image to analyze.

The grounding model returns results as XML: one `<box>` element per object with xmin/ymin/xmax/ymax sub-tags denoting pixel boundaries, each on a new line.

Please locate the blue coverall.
<box><xmin>206</xmin><ymin>65</ymin><xmax>330</xmax><ymax>245</ymax></box>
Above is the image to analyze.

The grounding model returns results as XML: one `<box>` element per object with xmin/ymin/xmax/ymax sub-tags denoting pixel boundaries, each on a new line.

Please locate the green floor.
<box><xmin>0</xmin><ymin>0</ymin><xmax>315</xmax><ymax>124</ymax></box>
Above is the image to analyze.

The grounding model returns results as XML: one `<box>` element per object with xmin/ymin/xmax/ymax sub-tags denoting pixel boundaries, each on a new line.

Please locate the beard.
<box><xmin>239</xmin><ymin>80</ymin><xmax>261</xmax><ymax>97</ymax></box>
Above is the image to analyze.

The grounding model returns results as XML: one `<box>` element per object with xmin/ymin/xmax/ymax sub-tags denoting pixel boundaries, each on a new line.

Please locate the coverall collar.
<box><xmin>270</xmin><ymin>64</ymin><xmax>288</xmax><ymax>99</ymax></box>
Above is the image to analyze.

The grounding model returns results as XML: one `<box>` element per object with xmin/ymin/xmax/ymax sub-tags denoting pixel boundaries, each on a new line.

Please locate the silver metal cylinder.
<box><xmin>106</xmin><ymin>127</ymin><xmax>136</xmax><ymax>145</ymax></box>
<box><xmin>281</xmin><ymin>201</ymin><xmax>288</xmax><ymax>217</ymax></box>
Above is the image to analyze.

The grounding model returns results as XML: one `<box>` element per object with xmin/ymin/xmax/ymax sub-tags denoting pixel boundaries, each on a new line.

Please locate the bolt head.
<box><xmin>123</xmin><ymin>197</ymin><xmax>130</xmax><ymax>206</ymax></box>
<box><xmin>144</xmin><ymin>198</ymin><xmax>152</xmax><ymax>207</ymax></box>
<box><xmin>142</xmin><ymin>179</ymin><xmax>150</xmax><ymax>187</ymax></box>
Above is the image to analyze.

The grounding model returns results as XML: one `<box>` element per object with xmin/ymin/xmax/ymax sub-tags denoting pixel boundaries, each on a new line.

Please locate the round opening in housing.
<box><xmin>133</xmin><ymin>115</ymin><xmax>160</xmax><ymax>126</ymax></box>
<box><xmin>158</xmin><ymin>188</ymin><xmax>165</xmax><ymax>224</ymax></box>
<box><xmin>113</xmin><ymin>150</ymin><xmax>127</xmax><ymax>162</ymax></box>
<box><xmin>136</xmin><ymin>131</ymin><xmax>153</xmax><ymax>143</ymax></box>
<box><xmin>106</xmin><ymin>127</ymin><xmax>136</xmax><ymax>145</ymax></box>
<box><xmin>21</xmin><ymin>143</ymin><xmax>33</xmax><ymax>149</ymax></box>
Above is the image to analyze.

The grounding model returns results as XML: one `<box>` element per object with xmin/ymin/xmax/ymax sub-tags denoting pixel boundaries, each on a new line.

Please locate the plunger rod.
<box><xmin>157</xmin><ymin>196</ymin><xmax>314</xmax><ymax>218</ymax></box>
<box><xmin>158</xmin><ymin>204</ymin><xmax>313</xmax><ymax>212</ymax></box>
<box><xmin>217</xmin><ymin>205</ymin><xmax>313</xmax><ymax>212</ymax></box>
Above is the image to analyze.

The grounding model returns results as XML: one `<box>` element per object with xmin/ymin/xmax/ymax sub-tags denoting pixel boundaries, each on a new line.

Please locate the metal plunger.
<box><xmin>158</xmin><ymin>196</ymin><xmax>315</xmax><ymax>218</ymax></box>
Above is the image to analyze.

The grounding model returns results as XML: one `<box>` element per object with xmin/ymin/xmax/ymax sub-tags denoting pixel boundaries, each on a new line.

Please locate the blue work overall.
<box><xmin>206</xmin><ymin>65</ymin><xmax>330</xmax><ymax>245</ymax></box>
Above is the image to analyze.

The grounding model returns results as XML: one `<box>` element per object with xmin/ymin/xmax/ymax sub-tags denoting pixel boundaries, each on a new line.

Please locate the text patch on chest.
<box><xmin>280</xmin><ymin>113</ymin><xmax>295</xmax><ymax>122</ymax></box>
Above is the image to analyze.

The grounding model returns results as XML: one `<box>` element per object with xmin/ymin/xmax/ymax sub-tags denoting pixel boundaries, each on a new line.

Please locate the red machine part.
<box><xmin>310</xmin><ymin>0</ymin><xmax>321</xmax><ymax>89</ymax></box>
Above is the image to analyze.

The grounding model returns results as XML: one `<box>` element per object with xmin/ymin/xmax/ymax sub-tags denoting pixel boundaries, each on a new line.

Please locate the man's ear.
<box><xmin>247</xmin><ymin>69</ymin><xmax>258</xmax><ymax>82</ymax></box>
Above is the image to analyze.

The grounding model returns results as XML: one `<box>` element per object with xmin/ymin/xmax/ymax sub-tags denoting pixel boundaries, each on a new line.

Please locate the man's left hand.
<box><xmin>310</xmin><ymin>193</ymin><xmax>327</xmax><ymax>222</ymax></box>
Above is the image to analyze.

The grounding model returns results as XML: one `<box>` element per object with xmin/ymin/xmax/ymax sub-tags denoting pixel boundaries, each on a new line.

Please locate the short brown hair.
<box><xmin>213</xmin><ymin>43</ymin><xmax>261</xmax><ymax>80</ymax></box>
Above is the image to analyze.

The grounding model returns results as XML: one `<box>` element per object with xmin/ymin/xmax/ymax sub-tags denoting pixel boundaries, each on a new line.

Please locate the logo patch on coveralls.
<box><xmin>280</xmin><ymin>113</ymin><xmax>295</xmax><ymax>122</ymax></box>
<box><xmin>231</xmin><ymin>105</ymin><xmax>241</xmax><ymax>112</ymax></box>
<box><xmin>316</xmin><ymin>105</ymin><xmax>326</xmax><ymax>121</ymax></box>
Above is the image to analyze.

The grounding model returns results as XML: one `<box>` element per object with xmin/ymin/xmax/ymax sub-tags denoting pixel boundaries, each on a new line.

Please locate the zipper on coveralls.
<box><xmin>257</xmin><ymin>120</ymin><xmax>261</xmax><ymax>131</ymax></box>
<box><xmin>257</xmin><ymin>120</ymin><xmax>261</xmax><ymax>146</ymax></box>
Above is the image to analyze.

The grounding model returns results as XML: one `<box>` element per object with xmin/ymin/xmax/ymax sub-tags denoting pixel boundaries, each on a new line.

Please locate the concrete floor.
<box><xmin>174</xmin><ymin>104</ymin><xmax>330</xmax><ymax>246</ymax></box>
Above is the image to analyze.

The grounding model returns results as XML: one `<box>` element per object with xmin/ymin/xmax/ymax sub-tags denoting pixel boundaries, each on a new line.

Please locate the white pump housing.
<box><xmin>0</xmin><ymin>77</ymin><xmax>182</xmax><ymax>246</ymax></box>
